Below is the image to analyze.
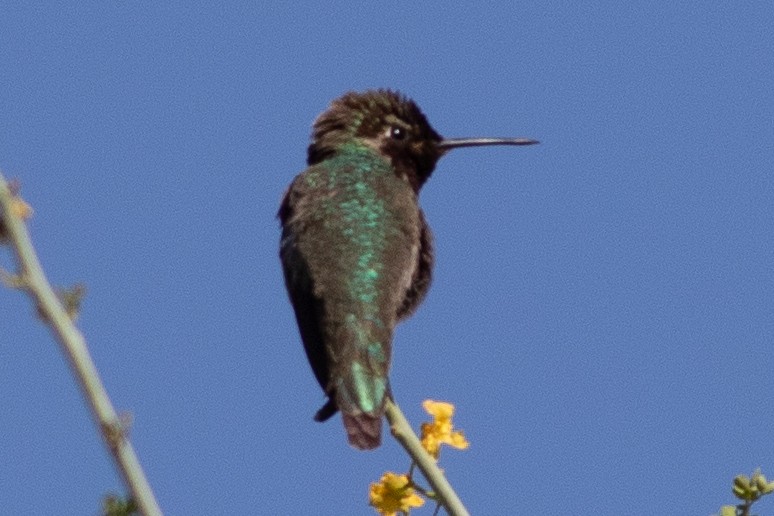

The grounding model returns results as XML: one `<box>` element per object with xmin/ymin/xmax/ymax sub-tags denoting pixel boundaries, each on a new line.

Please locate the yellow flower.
<box><xmin>10</xmin><ymin>197</ymin><xmax>33</xmax><ymax>220</ymax></box>
<box><xmin>369</xmin><ymin>472</ymin><xmax>425</xmax><ymax>515</ymax></box>
<box><xmin>1</xmin><ymin>195</ymin><xmax>32</xmax><ymax>242</ymax></box>
<box><xmin>420</xmin><ymin>400</ymin><xmax>469</xmax><ymax>459</ymax></box>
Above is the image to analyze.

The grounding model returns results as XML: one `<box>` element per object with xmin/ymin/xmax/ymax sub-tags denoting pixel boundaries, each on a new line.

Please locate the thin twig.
<box><xmin>0</xmin><ymin>172</ymin><xmax>162</xmax><ymax>516</ymax></box>
<box><xmin>384</xmin><ymin>398</ymin><xmax>469</xmax><ymax>516</ymax></box>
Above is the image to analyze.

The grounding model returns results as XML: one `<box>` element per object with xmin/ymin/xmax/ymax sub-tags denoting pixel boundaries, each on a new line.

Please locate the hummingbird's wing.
<box><xmin>396</xmin><ymin>208</ymin><xmax>433</xmax><ymax>320</ymax></box>
<box><xmin>278</xmin><ymin>183</ymin><xmax>330</xmax><ymax>394</ymax></box>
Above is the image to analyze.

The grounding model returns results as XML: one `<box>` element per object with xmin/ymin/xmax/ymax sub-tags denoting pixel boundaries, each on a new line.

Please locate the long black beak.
<box><xmin>437</xmin><ymin>137</ymin><xmax>539</xmax><ymax>151</ymax></box>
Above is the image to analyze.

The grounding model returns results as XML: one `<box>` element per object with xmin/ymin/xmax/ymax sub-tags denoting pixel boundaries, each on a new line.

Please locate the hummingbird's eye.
<box><xmin>388</xmin><ymin>125</ymin><xmax>407</xmax><ymax>141</ymax></box>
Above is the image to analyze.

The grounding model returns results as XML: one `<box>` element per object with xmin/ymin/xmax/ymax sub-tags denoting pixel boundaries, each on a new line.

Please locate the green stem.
<box><xmin>384</xmin><ymin>398</ymin><xmax>469</xmax><ymax>516</ymax></box>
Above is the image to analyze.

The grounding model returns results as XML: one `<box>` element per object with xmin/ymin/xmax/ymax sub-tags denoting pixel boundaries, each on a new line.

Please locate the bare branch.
<box><xmin>0</xmin><ymin>172</ymin><xmax>161</xmax><ymax>516</ymax></box>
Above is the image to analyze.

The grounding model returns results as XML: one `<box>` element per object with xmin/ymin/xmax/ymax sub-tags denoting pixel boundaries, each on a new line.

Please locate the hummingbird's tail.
<box><xmin>341</xmin><ymin>412</ymin><xmax>383</xmax><ymax>450</ymax></box>
<box><xmin>315</xmin><ymin>317</ymin><xmax>392</xmax><ymax>450</ymax></box>
<box><xmin>333</xmin><ymin>369</ymin><xmax>390</xmax><ymax>449</ymax></box>
<box><xmin>314</xmin><ymin>395</ymin><xmax>386</xmax><ymax>450</ymax></box>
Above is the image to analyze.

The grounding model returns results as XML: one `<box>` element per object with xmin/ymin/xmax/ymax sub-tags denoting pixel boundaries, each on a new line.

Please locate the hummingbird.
<box><xmin>279</xmin><ymin>90</ymin><xmax>537</xmax><ymax>449</ymax></box>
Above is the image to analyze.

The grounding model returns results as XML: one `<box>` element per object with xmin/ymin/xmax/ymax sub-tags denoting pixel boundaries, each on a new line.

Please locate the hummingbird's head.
<box><xmin>306</xmin><ymin>89</ymin><xmax>539</xmax><ymax>191</ymax></box>
<box><xmin>307</xmin><ymin>90</ymin><xmax>445</xmax><ymax>191</ymax></box>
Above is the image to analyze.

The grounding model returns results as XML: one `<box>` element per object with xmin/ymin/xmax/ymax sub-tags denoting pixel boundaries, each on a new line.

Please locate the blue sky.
<box><xmin>1</xmin><ymin>3</ymin><xmax>772</xmax><ymax>515</ymax></box>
